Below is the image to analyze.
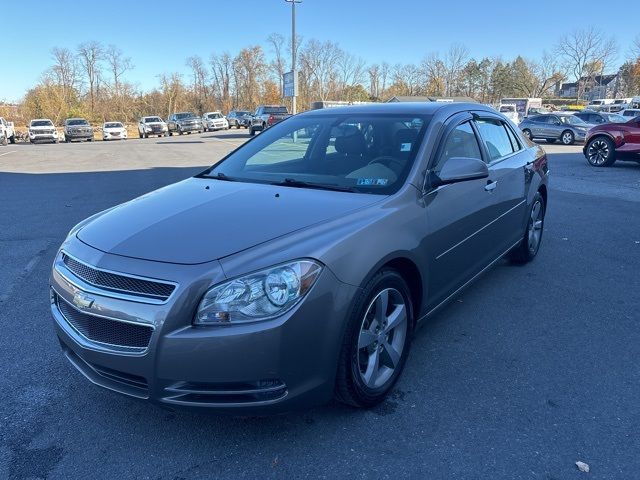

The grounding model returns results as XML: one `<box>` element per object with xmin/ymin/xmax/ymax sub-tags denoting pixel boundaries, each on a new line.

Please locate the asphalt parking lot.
<box><xmin>1</xmin><ymin>132</ymin><xmax>639</xmax><ymax>479</ymax></box>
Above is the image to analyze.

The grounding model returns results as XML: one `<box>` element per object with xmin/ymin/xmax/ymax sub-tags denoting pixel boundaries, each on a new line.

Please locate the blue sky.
<box><xmin>3</xmin><ymin>0</ymin><xmax>637</xmax><ymax>102</ymax></box>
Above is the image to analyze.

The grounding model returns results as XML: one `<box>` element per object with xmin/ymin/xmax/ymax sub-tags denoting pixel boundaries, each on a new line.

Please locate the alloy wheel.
<box><xmin>562</xmin><ymin>132</ymin><xmax>573</xmax><ymax>145</ymax></box>
<box><xmin>587</xmin><ymin>139</ymin><xmax>609</xmax><ymax>166</ymax></box>
<box><xmin>528</xmin><ymin>200</ymin><xmax>544</xmax><ymax>254</ymax></box>
<box><xmin>356</xmin><ymin>288</ymin><xmax>407</xmax><ymax>389</ymax></box>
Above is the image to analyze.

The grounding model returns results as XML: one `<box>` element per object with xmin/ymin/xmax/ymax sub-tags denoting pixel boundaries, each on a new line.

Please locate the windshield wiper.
<box><xmin>271</xmin><ymin>178</ymin><xmax>355</xmax><ymax>192</ymax></box>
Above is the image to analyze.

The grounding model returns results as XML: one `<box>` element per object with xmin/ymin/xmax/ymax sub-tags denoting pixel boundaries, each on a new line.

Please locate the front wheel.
<box><xmin>1</xmin><ymin>136</ymin><xmax>7</xmax><ymax>146</ymax></box>
<box><xmin>586</xmin><ymin>136</ymin><xmax>616</xmax><ymax>167</ymax></box>
<box><xmin>9</xmin><ymin>135</ymin><xmax>15</xmax><ymax>144</ymax></box>
<box><xmin>561</xmin><ymin>130</ymin><xmax>574</xmax><ymax>145</ymax></box>
<box><xmin>335</xmin><ymin>270</ymin><xmax>413</xmax><ymax>408</ymax></box>
<box><xmin>509</xmin><ymin>192</ymin><xmax>545</xmax><ymax>264</ymax></box>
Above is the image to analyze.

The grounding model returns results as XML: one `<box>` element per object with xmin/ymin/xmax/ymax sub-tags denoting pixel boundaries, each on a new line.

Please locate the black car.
<box><xmin>227</xmin><ymin>110</ymin><xmax>251</xmax><ymax>129</ymax></box>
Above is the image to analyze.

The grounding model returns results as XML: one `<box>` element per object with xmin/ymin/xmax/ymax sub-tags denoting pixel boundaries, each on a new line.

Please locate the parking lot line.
<box><xmin>0</xmin><ymin>150</ymin><xmax>17</xmax><ymax>157</ymax></box>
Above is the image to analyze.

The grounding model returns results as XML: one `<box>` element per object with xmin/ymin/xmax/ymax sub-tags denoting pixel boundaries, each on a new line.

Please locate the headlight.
<box><xmin>194</xmin><ymin>259</ymin><xmax>323</xmax><ymax>325</ymax></box>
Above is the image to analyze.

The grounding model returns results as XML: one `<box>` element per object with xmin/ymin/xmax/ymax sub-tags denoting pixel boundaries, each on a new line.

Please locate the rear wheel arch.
<box><xmin>538</xmin><ymin>184</ymin><xmax>547</xmax><ymax>207</ymax></box>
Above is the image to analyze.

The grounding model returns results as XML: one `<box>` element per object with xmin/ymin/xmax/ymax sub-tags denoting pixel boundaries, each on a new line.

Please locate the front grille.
<box><xmin>61</xmin><ymin>253</ymin><xmax>175</xmax><ymax>301</ymax></box>
<box><xmin>55</xmin><ymin>292</ymin><xmax>153</xmax><ymax>350</ymax></box>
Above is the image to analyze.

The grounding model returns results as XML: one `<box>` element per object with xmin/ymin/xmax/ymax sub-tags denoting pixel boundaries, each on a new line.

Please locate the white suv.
<box><xmin>29</xmin><ymin>119</ymin><xmax>59</xmax><ymax>144</ymax></box>
<box><xmin>202</xmin><ymin>112</ymin><xmax>229</xmax><ymax>132</ymax></box>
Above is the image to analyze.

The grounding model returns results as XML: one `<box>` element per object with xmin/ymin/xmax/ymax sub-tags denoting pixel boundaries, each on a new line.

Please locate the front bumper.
<box><xmin>177</xmin><ymin>123</ymin><xmax>202</xmax><ymax>132</ymax></box>
<box><xmin>50</xmin><ymin>241</ymin><xmax>357</xmax><ymax>413</ymax></box>
<box><xmin>103</xmin><ymin>132</ymin><xmax>127</xmax><ymax>140</ymax></box>
<box><xmin>65</xmin><ymin>132</ymin><xmax>93</xmax><ymax>141</ymax></box>
<box><xmin>30</xmin><ymin>133</ymin><xmax>58</xmax><ymax>142</ymax></box>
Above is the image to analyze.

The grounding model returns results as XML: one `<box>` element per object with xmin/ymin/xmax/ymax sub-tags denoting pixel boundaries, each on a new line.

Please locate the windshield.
<box><xmin>203</xmin><ymin>113</ymin><xmax>430</xmax><ymax>195</ymax></box>
<box><xmin>31</xmin><ymin>120</ymin><xmax>53</xmax><ymax>127</ymax></box>
<box><xmin>67</xmin><ymin>119</ymin><xmax>89</xmax><ymax>126</ymax></box>
<box><xmin>144</xmin><ymin>117</ymin><xmax>162</xmax><ymax>123</ymax></box>
<box><xmin>237</xmin><ymin>111</ymin><xmax>250</xmax><ymax>116</ymax></box>
<box><xmin>105</xmin><ymin>122</ymin><xmax>123</xmax><ymax>128</ymax></box>
<box><xmin>559</xmin><ymin>115</ymin><xmax>586</xmax><ymax>125</ymax></box>
<box><xmin>207</xmin><ymin>113</ymin><xmax>223</xmax><ymax>119</ymax></box>
<box><xmin>176</xmin><ymin>112</ymin><xmax>195</xmax><ymax>119</ymax></box>
<box><xmin>263</xmin><ymin>106</ymin><xmax>288</xmax><ymax>114</ymax></box>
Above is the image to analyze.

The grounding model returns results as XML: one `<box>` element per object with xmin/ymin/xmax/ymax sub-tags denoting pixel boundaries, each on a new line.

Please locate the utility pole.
<box><xmin>285</xmin><ymin>0</ymin><xmax>301</xmax><ymax>114</ymax></box>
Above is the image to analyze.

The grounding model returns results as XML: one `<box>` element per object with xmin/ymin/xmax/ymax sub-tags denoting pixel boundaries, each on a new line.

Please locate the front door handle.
<box><xmin>485</xmin><ymin>180</ymin><xmax>498</xmax><ymax>192</ymax></box>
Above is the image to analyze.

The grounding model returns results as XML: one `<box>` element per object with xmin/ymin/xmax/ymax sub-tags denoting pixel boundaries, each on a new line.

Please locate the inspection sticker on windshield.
<box><xmin>357</xmin><ymin>178</ymin><xmax>389</xmax><ymax>186</ymax></box>
<box><xmin>400</xmin><ymin>142</ymin><xmax>412</xmax><ymax>152</ymax></box>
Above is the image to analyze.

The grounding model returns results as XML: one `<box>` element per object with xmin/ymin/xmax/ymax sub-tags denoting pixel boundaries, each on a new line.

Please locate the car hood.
<box><xmin>30</xmin><ymin>126</ymin><xmax>55</xmax><ymax>130</ymax></box>
<box><xmin>76</xmin><ymin>178</ymin><xmax>382</xmax><ymax>264</ymax></box>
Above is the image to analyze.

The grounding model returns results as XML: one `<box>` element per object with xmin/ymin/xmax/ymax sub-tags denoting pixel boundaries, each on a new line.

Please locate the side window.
<box><xmin>475</xmin><ymin>118</ymin><xmax>515</xmax><ymax>161</ymax></box>
<box><xmin>504</xmin><ymin>123</ymin><xmax>522</xmax><ymax>152</ymax></box>
<box><xmin>534</xmin><ymin>115</ymin><xmax>548</xmax><ymax>123</ymax></box>
<box><xmin>434</xmin><ymin>121</ymin><xmax>482</xmax><ymax>172</ymax></box>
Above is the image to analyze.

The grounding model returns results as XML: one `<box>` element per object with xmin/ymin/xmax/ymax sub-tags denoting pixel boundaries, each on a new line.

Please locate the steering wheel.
<box><xmin>367</xmin><ymin>156</ymin><xmax>404</xmax><ymax>172</ymax></box>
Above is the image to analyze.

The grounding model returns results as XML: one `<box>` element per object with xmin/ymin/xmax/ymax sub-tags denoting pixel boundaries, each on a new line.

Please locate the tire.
<box><xmin>143</xmin><ymin>131</ymin><xmax>148</xmax><ymax>139</ymax></box>
<box><xmin>561</xmin><ymin>130</ymin><xmax>574</xmax><ymax>145</ymax></box>
<box><xmin>546</xmin><ymin>139</ymin><xmax>556</xmax><ymax>144</ymax></box>
<box><xmin>509</xmin><ymin>191</ymin><xmax>545</xmax><ymax>264</ymax></box>
<box><xmin>9</xmin><ymin>135</ymin><xmax>15</xmax><ymax>144</ymax></box>
<box><xmin>522</xmin><ymin>129</ymin><xmax>532</xmax><ymax>140</ymax></box>
<box><xmin>138</xmin><ymin>131</ymin><xmax>143</xmax><ymax>138</ymax></box>
<box><xmin>586</xmin><ymin>136</ymin><xmax>616</xmax><ymax>167</ymax></box>
<box><xmin>335</xmin><ymin>269</ymin><xmax>414</xmax><ymax>408</ymax></box>
<box><xmin>1</xmin><ymin>136</ymin><xmax>6</xmax><ymax>146</ymax></box>
<box><xmin>249</xmin><ymin>126</ymin><xmax>255</xmax><ymax>136</ymax></box>
<box><xmin>54</xmin><ymin>138</ymin><xmax>59</xmax><ymax>144</ymax></box>
<box><xmin>168</xmin><ymin>130</ymin><xmax>173</xmax><ymax>136</ymax></box>
<box><xmin>177</xmin><ymin>126</ymin><xmax>183</xmax><ymax>135</ymax></box>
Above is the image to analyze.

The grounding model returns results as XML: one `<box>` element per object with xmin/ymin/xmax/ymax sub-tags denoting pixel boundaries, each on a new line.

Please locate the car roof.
<box><xmin>297</xmin><ymin>102</ymin><xmax>492</xmax><ymax>117</ymax></box>
<box><xmin>31</xmin><ymin>118</ymin><xmax>53</xmax><ymax>122</ymax></box>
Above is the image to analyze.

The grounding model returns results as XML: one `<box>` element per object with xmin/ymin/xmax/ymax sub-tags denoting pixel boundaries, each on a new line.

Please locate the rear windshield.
<box><xmin>263</xmin><ymin>107</ymin><xmax>288</xmax><ymax>114</ymax></box>
<box><xmin>31</xmin><ymin>120</ymin><xmax>53</xmax><ymax>127</ymax></box>
<box><xmin>66</xmin><ymin>119</ymin><xmax>89</xmax><ymax>126</ymax></box>
<box><xmin>105</xmin><ymin>122</ymin><xmax>123</xmax><ymax>128</ymax></box>
<box><xmin>144</xmin><ymin>117</ymin><xmax>162</xmax><ymax>123</ymax></box>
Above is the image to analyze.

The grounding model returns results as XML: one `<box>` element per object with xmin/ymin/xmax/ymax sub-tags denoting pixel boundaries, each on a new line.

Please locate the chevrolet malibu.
<box><xmin>50</xmin><ymin>103</ymin><xmax>548</xmax><ymax>413</ymax></box>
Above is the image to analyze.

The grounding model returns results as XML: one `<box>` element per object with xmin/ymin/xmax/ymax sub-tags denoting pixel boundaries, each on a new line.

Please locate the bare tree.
<box><xmin>443</xmin><ymin>43</ymin><xmax>469</xmax><ymax>95</ymax></box>
<box><xmin>299</xmin><ymin>40</ymin><xmax>341</xmax><ymax>101</ymax></box>
<box><xmin>368</xmin><ymin>64</ymin><xmax>380</xmax><ymax>99</ymax></box>
<box><xmin>50</xmin><ymin>48</ymin><xmax>79</xmax><ymax>96</ymax></box>
<box><xmin>267</xmin><ymin>33</ymin><xmax>287</xmax><ymax>100</ymax></box>
<box><xmin>210</xmin><ymin>53</ymin><xmax>234</xmax><ymax>110</ymax></box>
<box><xmin>337</xmin><ymin>51</ymin><xmax>366</xmax><ymax>97</ymax></box>
<box><xmin>555</xmin><ymin>27</ymin><xmax>617</xmax><ymax>100</ymax></box>
<box><xmin>77</xmin><ymin>41</ymin><xmax>104</xmax><ymax>113</ymax></box>
<box><xmin>186</xmin><ymin>55</ymin><xmax>209</xmax><ymax>113</ymax></box>
<box><xmin>105</xmin><ymin>45</ymin><xmax>133</xmax><ymax>96</ymax></box>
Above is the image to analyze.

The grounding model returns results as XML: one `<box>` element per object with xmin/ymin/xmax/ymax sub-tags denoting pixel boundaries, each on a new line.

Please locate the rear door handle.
<box><xmin>485</xmin><ymin>180</ymin><xmax>498</xmax><ymax>192</ymax></box>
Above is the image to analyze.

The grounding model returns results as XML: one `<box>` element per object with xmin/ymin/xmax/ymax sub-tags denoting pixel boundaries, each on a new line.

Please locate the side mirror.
<box><xmin>431</xmin><ymin>157</ymin><xmax>489</xmax><ymax>187</ymax></box>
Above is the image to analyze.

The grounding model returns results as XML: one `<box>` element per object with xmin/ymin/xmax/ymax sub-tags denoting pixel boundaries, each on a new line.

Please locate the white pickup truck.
<box><xmin>0</xmin><ymin>117</ymin><xmax>16</xmax><ymax>145</ymax></box>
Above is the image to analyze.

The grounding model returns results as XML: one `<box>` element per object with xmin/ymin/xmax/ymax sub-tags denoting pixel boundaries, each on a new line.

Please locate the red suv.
<box><xmin>584</xmin><ymin>116</ymin><xmax>640</xmax><ymax>167</ymax></box>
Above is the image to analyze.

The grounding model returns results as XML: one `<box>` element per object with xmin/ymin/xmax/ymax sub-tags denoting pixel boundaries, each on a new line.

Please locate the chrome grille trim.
<box><xmin>54</xmin><ymin>291</ymin><xmax>153</xmax><ymax>353</ymax></box>
<box><xmin>60</xmin><ymin>251</ymin><xmax>176</xmax><ymax>302</ymax></box>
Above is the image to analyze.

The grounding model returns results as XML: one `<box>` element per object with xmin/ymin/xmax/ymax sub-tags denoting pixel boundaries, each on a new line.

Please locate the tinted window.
<box><xmin>66</xmin><ymin>119</ymin><xmax>89</xmax><ymax>126</ymax></box>
<box><xmin>144</xmin><ymin>117</ymin><xmax>162</xmax><ymax>123</ymax></box>
<box><xmin>533</xmin><ymin>115</ymin><xmax>548</xmax><ymax>123</ymax></box>
<box><xmin>475</xmin><ymin>119</ymin><xmax>515</xmax><ymax>161</ymax></box>
<box><xmin>263</xmin><ymin>107</ymin><xmax>288</xmax><ymax>114</ymax></box>
<box><xmin>31</xmin><ymin>120</ymin><xmax>53</xmax><ymax>127</ymax></box>
<box><xmin>104</xmin><ymin>123</ymin><xmax>123</xmax><ymax>128</ymax></box>
<box><xmin>175</xmin><ymin>112</ymin><xmax>195</xmax><ymax>119</ymax></box>
<box><xmin>504</xmin><ymin>123</ymin><xmax>521</xmax><ymax>151</ymax></box>
<box><xmin>434</xmin><ymin>122</ymin><xmax>481</xmax><ymax>172</ymax></box>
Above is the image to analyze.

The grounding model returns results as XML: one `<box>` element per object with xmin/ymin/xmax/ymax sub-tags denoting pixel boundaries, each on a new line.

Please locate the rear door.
<box><xmin>529</xmin><ymin>115</ymin><xmax>547</xmax><ymax>137</ymax></box>
<box><xmin>472</xmin><ymin>115</ymin><xmax>528</xmax><ymax>253</ymax></box>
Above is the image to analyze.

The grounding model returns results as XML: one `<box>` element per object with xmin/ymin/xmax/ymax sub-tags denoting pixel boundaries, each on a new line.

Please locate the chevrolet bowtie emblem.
<box><xmin>72</xmin><ymin>292</ymin><xmax>94</xmax><ymax>309</ymax></box>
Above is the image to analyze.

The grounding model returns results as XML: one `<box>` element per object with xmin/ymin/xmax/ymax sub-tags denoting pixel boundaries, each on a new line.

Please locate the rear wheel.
<box><xmin>586</xmin><ymin>136</ymin><xmax>616</xmax><ymax>167</ymax></box>
<box><xmin>509</xmin><ymin>191</ymin><xmax>545</xmax><ymax>264</ymax></box>
<box><xmin>335</xmin><ymin>270</ymin><xmax>413</xmax><ymax>408</ymax></box>
<box><xmin>9</xmin><ymin>134</ymin><xmax>15</xmax><ymax>144</ymax></box>
<box><xmin>561</xmin><ymin>130</ymin><xmax>574</xmax><ymax>145</ymax></box>
<box><xmin>249</xmin><ymin>126</ymin><xmax>255</xmax><ymax>136</ymax></box>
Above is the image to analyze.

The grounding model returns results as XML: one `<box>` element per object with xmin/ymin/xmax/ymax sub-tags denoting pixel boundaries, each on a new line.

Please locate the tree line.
<box><xmin>16</xmin><ymin>28</ymin><xmax>640</xmax><ymax>125</ymax></box>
